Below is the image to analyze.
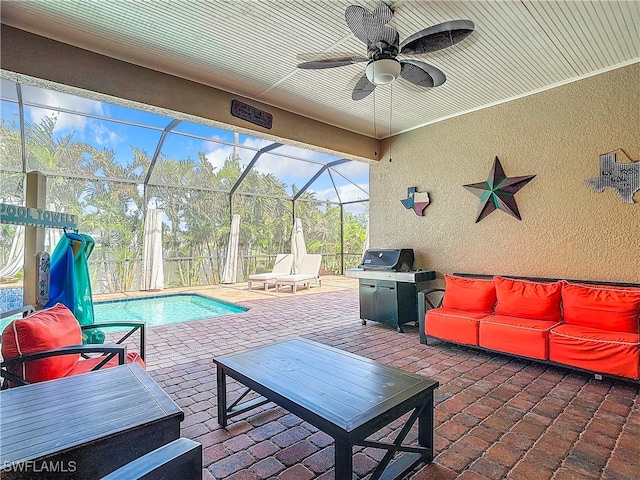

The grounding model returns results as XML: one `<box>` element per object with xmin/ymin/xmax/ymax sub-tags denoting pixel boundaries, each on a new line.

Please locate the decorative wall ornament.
<box><xmin>463</xmin><ymin>156</ymin><xmax>536</xmax><ymax>223</ymax></box>
<box><xmin>231</xmin><ymin>99</ymin><xmax>273</xmax><ymax>129</ymax></box>
<box><xmin>401</xmin><ymin>187</ymin><xmax>430</xmax><ymax>216</ymax></box>
<box><xmin>585</xmin><ymin>151</ymin><xmax>639</xmax><ymax>204</ymax></box>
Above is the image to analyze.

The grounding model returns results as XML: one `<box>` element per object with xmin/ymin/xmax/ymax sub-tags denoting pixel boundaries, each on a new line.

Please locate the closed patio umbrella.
<box><xmin>0</xmin><ymin>225</ymin><xmax>24</xmax><ymax>280</ymax></box>
<box><xmin>222</xmin><ymin>214</ymin><xmax>240</xmax><ymax>284</ymax></box>
<box><xmin>141</xmin><ymin>206</ymin><xmax>164</xmax><ymax>291</ymax></box>
<box><xmin>291</xmin><ymin>217</ymin><xmax>307</xmax><ymax>274</ymax></box>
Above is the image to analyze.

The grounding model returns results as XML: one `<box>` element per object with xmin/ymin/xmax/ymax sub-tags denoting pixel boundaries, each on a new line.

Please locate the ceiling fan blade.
<box><xmin>346</xmin><ymin>4</ymin><xmax>397</xmax><ymax>48</ymax></box>
<box><xmin>372</xmin><ymin>3</ymin><xmax>394</xmax><ymax>24</ymax></box>
<box><xmin>372</xmin><ymin>25</ymin><xmax>399</xmax><ymax>49</ymax></box>
<box><xmin>345</xmin><ymin>5</ymin><xmax>370</xmax><ymax>45</ymax></box>
<box><xmin>400</xmin><ymin>20</ymin><xmax>475</xmax><ymax>54</ymax></box>
<box><xmin>352</xmin><ymin>74</ymin><xmax>376</xmax><ymax>101</ymax></box>
<box><xmin>399</xmin><ymin>60</ymin><xmax>446</xmax><ymax>87</ymax></box>
<box><xmin>298</xmin><ymin>56</ymin><xmax>368</xmax><ymax>69</ymax></box>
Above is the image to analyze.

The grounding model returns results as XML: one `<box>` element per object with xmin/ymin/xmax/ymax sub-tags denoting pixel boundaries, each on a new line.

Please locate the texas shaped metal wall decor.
<box><xmin>585</xmin><ymin>151</ymin><xmax>639</xmax><ymax>204</ymax></box>
<box><xmin>401</xmin><ymin>187</ymin><xmax>430</xmax><ymax>216</ymax></box>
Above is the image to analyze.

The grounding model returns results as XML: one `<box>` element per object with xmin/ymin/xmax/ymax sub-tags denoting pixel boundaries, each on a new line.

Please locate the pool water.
<box><xmin>0</xmin><ymin>293</ymin><xmax>247</xmax><ymax>332</ymax></box>
<box><xmin>93</xmin><ymin>294</ymin><xmax>247</xmax><ymax>327</ymax></box>
<box><xmin>0</xmin><ymin>288</ymin><xmax>23</xmax><ymax>313</ymax></box>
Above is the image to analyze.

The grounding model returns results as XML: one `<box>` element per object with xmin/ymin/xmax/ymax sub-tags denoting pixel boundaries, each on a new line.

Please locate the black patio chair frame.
<box><xmin>1</xmin><ymin>305</ymin><xmax>146</xmax><ymax>389</ymax></box>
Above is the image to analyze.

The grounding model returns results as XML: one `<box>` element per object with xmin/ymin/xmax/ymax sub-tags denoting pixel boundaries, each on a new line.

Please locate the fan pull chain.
<box><xmin>389</xmin><ymin>83</ymin><xmax>393</xmax><ymax>162</ymax></box>
<box><xmin>373</xmin><ymin>89</ymin><xmax>378</xmax><ymax>154</ymax></box>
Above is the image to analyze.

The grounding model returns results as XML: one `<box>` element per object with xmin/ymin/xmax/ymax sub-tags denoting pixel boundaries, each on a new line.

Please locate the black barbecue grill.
<box><xmin>359</xmin><ymin>248</ymin><xmax>414</xmax><ymax>272</ymax></box>
<box><xmin>350</xmin><ymin>249</ymin><xmax>435</xmax><ymax>332</ymax></box>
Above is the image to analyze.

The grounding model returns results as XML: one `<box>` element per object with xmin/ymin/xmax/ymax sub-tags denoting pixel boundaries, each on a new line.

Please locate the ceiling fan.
<box><xmin>297</xmin><ymin>3</ymin><xmax>474</xmax><ymax>100</ymax></box>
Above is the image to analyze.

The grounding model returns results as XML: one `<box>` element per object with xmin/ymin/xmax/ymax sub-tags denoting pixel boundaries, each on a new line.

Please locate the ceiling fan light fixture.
<box><xmin>365</xmin><ymin>58</ymin><xmax>401</xmax><ymax>85</ymax></box>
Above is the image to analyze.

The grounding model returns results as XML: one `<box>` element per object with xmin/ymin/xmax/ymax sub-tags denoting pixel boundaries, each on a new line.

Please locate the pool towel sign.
<box><xmin>231</xmin><ymin>99</ymin><xmax>273</xmax><ymax>129</ymax></box>
<box><xmin>0</xmin><ymin>203</ymin><xmax>78</xmax><ymax>229</ymax></box>
<box><xmin>585</xmin><ymin>152</ymin><xmax>640</xmax><ymax>204</ymax></box>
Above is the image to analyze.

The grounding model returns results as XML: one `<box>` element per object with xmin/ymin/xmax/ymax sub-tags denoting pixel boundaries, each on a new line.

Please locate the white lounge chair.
<box><xmin>275</xmin><ymin>254</ymin><xmax>322</xmax><ymax>293</ymax></box>
<box><xmin>247</xmin><ymin>254</ymin><xmax>294</xmax><ymax>290</ymax></box>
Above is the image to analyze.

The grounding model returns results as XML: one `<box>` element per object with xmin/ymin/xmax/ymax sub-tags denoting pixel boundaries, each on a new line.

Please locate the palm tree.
<box><xmin>0</xmin><ymin>113</ymin><xmax>368</xmax><ymax>289</ymax></box>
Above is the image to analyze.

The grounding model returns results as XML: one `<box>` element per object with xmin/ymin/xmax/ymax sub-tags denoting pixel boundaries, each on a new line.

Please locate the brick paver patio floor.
<box><xmin>133</xmin><ymin>281</ymin><xmax>639</xmax><ymax>480</ymax></box>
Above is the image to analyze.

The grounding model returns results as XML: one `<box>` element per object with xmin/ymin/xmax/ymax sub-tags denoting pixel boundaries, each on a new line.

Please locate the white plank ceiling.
<box><xmin>1</xmin><ymin>1</ymin><xmax>638</xmax><ymax>139</ymax></box>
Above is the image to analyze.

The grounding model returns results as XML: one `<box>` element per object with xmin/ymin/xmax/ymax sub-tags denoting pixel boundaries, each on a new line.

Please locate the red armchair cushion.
<box><xmin>494</xmin><ymin>277</ymin><xmax>562</xmax><ymax>321</ymax></box>
<box><xmin>1</xmin><ymin>303</ymin><xmax>81</xmax><ymax>383</ymax></box>
<box><xmin>67</xmin><ymin>352</ymin><xmax>146</xmax><ymax>376</ymax></box>
<box><xmin>442</xmin><ymin>275</ymin><xmax>496</xmax><ymax>313</ymax></box>
<box><xmin>562</xmin><ymin>282</ymin><xmax>640</xmax><ymax>333</ymax></box>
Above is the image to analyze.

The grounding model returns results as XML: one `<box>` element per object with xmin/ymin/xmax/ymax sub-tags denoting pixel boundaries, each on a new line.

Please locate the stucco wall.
<box><xmin>370</xmin><ymin>63</ymin><xmax>639</xmax><ymax>284</ymax></box>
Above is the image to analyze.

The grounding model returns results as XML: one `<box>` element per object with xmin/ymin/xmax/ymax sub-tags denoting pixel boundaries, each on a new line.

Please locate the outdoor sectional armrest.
<box><xmin>418</xmin><ymin>288</ymin><xmax>445</xmax><ymax>345</ymax></box>
<box><xmin>82</xmin><ymin>321</ymin><xmax>146</xmax><ymax>360</ymax></box>
<box><xmin>0</xmin><ymin>344</ymin><xmax>127</xmax><ymax>387</ymax></box>
<box><xmin>100</xmin><ymin>438</ymin><xmax>202</xmax><ymax>480</ymax></box>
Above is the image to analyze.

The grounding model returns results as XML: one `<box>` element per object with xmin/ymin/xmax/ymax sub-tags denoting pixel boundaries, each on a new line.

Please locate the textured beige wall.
<box><xmin>370</xmin><ymin>64</ymin><xmax>640</xmax><ymax>284</ymax></box>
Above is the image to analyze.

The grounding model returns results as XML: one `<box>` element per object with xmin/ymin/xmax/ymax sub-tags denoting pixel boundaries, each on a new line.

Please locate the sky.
<box><xmin>1</xmin><ymin>79</ymin><xmax>369</xmax><ymax>208</ymax></box>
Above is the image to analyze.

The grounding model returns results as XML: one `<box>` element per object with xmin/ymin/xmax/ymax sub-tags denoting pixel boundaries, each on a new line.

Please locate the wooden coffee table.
<box><xmin>214</xmin><ymin>338</ymin><xmax>439</xmax><ymax>480</ymax></box>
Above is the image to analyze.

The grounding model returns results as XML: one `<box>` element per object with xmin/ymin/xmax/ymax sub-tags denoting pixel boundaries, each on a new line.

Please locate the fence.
<box><xmin>89</xmin><ymin>252</ymin><xmax>363</xmax><ymax>294</ymax></box>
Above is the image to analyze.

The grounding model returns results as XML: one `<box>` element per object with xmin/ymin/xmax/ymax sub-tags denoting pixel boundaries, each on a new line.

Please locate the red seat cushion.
<box><xmin>442</xmin><ymin>275</ymin><xmax>496</xmax><ymax>313</ymax></box>
<box><xmin>67</xmin><ymin>352</ymin><xmax>146</xmax><ymax>376</ymax></box>
<box><xmin>562</xmin><ymin>282</ymin><xmax>640</xmax><ymax>333</ymax></box>
<box><xmin>479</xmin><ymin>315</ymin><xmax>559</xmax><ymax>360</ymax></box>
<box><xmin>1</xmin><ymin>303</ymin><xmax>81</xmax><ymax>384</ymax></box>
<box><xmin>494</xmin><ymin>277</ymin><xmax>562</xmax><ymax>321</ymax></box>
<box><xmin>549</xmin><ymin>324</ymin><xmax>640</xmax><ymax>380</ymax></box>
<box><xmin>425</xmin><ymin>307</ymin><xmax>489</xmax><ymax>346</ymax></box>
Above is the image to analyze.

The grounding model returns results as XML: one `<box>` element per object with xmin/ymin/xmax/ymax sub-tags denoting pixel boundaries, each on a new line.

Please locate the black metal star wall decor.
<box><xmin>463</xmin><ymin>156</ymin><xmax>536</xmax><ymax>223</ymax></box>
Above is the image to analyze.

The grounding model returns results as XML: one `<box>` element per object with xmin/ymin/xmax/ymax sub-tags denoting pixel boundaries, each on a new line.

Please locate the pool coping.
<box><xmin>94</xmin><ymin>292</ymin><xmax>248</xmax><ymax>313</ymax></box>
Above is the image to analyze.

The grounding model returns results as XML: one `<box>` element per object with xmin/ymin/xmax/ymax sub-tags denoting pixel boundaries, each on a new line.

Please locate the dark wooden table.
<box><xmin>0</xmin><ymin>363</ymin><xmax>184</xmax><ymax>479</ymax></box>
<box><xmin>214</xmin><ymin>338</ymin><xmax>439</xmax><ymax>480</ymax></box>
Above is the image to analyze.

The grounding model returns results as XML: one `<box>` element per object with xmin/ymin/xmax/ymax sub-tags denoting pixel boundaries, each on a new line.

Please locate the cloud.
<box><xmin>343</xmin><ymin>201</ymin><xmax>369</xmax><ymax>217</ymax></box>
<box><xmin>202</xmin><ymin>135</ymin><xmax>345</xmax><ymax>179</ymax></box>
<box><xmin>93</xmin><ymin>123</ymin><xmax>124</xmax><ymax>146</ymax></box>
<box><xmin>204</xmin><ymin>143</ymin><xmax>235</xmax><ymax>170</ymax></box>
<box><xmin>23</xmin><ymin>87</ymin><xmax>104</xmax><ymax>135</ymax></box>
<box><xmin>243</xmin><ymin>139</ymin><xmax>370</xmax><ymax>184</ymax></box>
<box><xmin>200</xmin><ymin>135</ymin><xmax>371</xmax><ymax>208</ymax></box>
<box><xmin>332</xmin><ymin>159</ymin><xmax>370</xmax><ymax>178</ymax></box>
<box><xmin>202</xmin><ymin>137</ymin><xmax>312</xmax><ymax>177</ymax></box>
<box><xmin>253</xmin><ymin>143</ymin><xmax>339</xmax><ymax>179</ymax></box>
<box><xmin>311</xmin><ymin>182</ymin><xmax>369</xmax><ymax>203</ymax></box>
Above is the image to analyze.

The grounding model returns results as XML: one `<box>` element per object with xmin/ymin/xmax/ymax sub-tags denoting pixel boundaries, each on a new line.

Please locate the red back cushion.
<box><xmin>494</xmin><ymin>276</ymin><xmax>562</xmax><ymax>321</ymax></box>
<box><xmin>442</xmin><ymin>275</ymin><xmax>496</xmax><ymax>313</ymax></box>
<box><xmin>1</xmin><ymin>303</ymin><xmax>81</xmax><ymax>384</ymax></box>
<box><xmin>562</xmin><ymin>282</ymin><xmax>640</xmax><ymax>333</ymax></box>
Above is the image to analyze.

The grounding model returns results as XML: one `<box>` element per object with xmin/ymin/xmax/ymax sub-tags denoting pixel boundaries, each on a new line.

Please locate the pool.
<box><xmin>93</xmin><ymin>294</ymin><xmax>247</xmax><ymax>327</ymax></box>
<box><xmin>0</xmin><ymin>293</ymin><xmax>247</xmax><ymax>332</ymax></box>
<box><xmin>0</xmin><ymin>287</ymin><xmax>24</xmax><ymax>313</ymax></box>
